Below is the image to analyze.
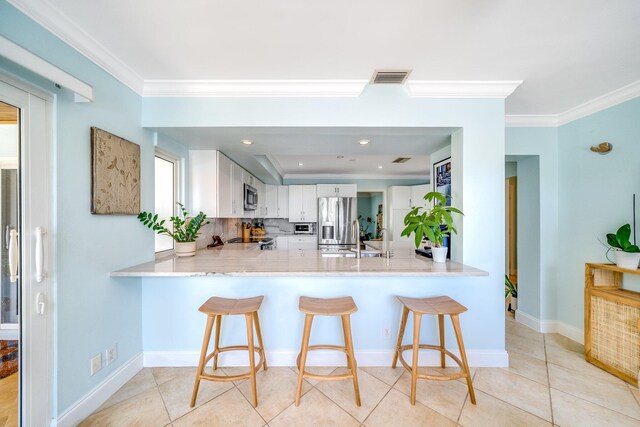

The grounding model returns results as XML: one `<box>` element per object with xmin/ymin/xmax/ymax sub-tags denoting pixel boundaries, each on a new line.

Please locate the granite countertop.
<box><xmin>111</xmin><ymin>247</ymin><xmax>488</xmax><ymax>277</ymax></box>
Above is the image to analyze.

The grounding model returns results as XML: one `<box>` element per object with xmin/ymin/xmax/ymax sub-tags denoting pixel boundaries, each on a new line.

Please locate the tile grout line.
<box><xmin>149</xmin><ymin>369</ymin><xmax>174</xmax><ymax>423</ymax></box>
<box><xmin>170</xmin><ymin>385</ymin><xmax>238</xmax><ymax>425</ymax></box>
<box><xmin>226</xmin><ymin>367</ymin><xmax>269</xmax><ymax>426</ymax></box>
<box><xmin>356</xmin><ymin>367</ymin><xmax>406</xmax><ymax>426</ymax></box>
<box><xmin>311</xmin><ymin>366</ymin><xmax>366</xmax><ymax>426</ymax></box>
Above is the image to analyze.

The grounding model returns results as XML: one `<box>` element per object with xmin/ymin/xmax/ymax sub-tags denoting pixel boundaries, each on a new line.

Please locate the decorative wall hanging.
<box><xmin>590</xmin><ymin>142</ymin><xmax>613</xmax><ymax>154</ymax></box>
<box><xmin>433</xmin><ymin>157</ymin><xmax>452</xmax><ymax>206</ymax></box>
<box><xmin>91</xmin><ymin>127</ymin><xmax>140</xmax><ymax>215</ymax></box>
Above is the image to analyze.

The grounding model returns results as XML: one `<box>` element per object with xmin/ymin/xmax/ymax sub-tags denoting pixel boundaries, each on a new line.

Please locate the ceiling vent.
<box><xmin>392</xmin><ymin>157</ymin><xmax>411</xmax><ymax>163</ymax></box>
<box><xmin>371</xmin><ymin>69</ymin><xmax>412</xmax><ymax>85</ymax></box>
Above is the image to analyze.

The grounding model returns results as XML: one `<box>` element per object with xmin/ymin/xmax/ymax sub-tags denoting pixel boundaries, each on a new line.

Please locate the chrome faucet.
<box><xmin>352</xmin><ymin>219</ymin><xmax>361</xmax><ymax>259</ymax></box>
<box><xmin>380</xmin><ymin>227</ymin><xmax>390</xmax><ymax>258</ymax></box>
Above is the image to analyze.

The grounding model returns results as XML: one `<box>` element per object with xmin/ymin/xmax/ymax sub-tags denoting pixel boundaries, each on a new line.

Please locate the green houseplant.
<box><xmin>401</xmin><ymin>191</ymin><xmax>463</xmax><ymax>262</ymax></box>
<box><xmin>138</xmin><ymin>203</ymin><xmax>209</xmax><ymax>257</ymax></box>
<box><xmin>605</xmin><ymin>224</ymin><xmax>640</xmax><ymax>269</ymax></box>
<box><xmin>505</xmin><ymin>275</ymin><xmax>518</xmax><ymax>311</ymax></box>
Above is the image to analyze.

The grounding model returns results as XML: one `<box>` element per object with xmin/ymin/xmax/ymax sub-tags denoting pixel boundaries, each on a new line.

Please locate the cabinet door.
<box><xmin>316</xmin><ymin>184</ymin><xmax>336</xmax><ymax>198</ymax></box>
<box><xmin>389</xmin><ymin>186</ymin><xmax>411</xmax><ymax>210</ymax></box>
<box><xmin>302</xmin><ymin>185</ymin><xmax>318</xmax><ymax>222</ymax></box>
<box><xmin>288</xmin><ymin>185</ymin><xmax>303</xmax><ymax>222</ymax></box>
<box><xmin>411</xmin><ymin>184</ymin><xmax>430</xmax><ymax>209</ymax></box>
<box><xmin>277</xmin><ymin>186</ymin><xmax>289</xmax><ymax>218</ymax></box>
<box><xmin>289</xmin><ymin>236</ymin><xmax>317</xmax><ymax>250</ymax></box>
<box><xmin>231</xmin><ymin>163</ymin><xmax>244</xmax><ymax>217</ymax></box>
<box><xmin>276</xmin><ymin>236</ymin><xmax>289</xmax><ymax>250</ymax></box>
<box><xmin>255</xmin><ymin>180</ymin><xmax>266</xmax><ymax>218</ymax></box>
<box><xmin>265</xmin><ymin>184</ymin><xmax>278</xmax><ymax>218</ymax></box>
<box><xmin>391</xmin><ymin>209</ymin><xmax>413</xmax><ymax>246</ymax></box>
<box><xmin>336</xmin><ymin>184</ymin><xmax>357</xmax><ymax>198</ymax></box>
<box><xmin>190</xmin><ymin>150</ymin><xmax>217</xmax><ymax>217</ymax></box>
<box><xmin>217</xmin><ymin>152</ymin><xmax>233</xmax><ymax>217</ymax></box>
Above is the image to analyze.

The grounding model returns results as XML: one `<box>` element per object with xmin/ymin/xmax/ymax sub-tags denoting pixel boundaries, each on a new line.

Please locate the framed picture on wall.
<box><xmin>433</xmin><ymin>157</ymin><xmax>451</xmax><ymax>206</ymax></box>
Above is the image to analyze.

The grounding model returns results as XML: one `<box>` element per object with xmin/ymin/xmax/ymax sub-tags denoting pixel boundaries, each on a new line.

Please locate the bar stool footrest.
<box><xmin>296</xmin><ymin>344</ymin><xmax>357</xmax><ymax>381</ymax></box>
<box><xmin>397</xmin><ymin>344</ymin><xmax>467</xmax><ymax>381</ymax></box>
<box><xmin>199</xmin><ymin>345</ymin><xmax>265</xmax><ymax>382</ymax></box>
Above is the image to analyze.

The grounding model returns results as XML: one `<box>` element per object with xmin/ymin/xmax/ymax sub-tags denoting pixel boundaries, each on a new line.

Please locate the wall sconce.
<box><xmin>590</xmin><ymin>142</ymin><xmax>613</xmax><ymax>154</ymax></box>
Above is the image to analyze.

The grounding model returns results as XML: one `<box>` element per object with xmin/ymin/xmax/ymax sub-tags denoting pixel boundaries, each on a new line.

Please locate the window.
<box><xmin>155</xmin><ymin>150</ymin><xmax>179</xmax><ymax>254</ymax></box>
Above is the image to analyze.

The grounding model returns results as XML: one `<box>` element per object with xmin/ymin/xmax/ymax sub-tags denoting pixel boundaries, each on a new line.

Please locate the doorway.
<box><xmin>357</xmin><ymin>191</ymin><xmax>384</xmax><ymax>244</ymax></box>
<box><xmin>505</xmin><ymin>163</ymin><xmax>518</xmax><ymax>315</ymax></box>
<box><xmin>0</xmin><ymin>77</ymin><xmax>53</xmax><ymax>427</ymax></box>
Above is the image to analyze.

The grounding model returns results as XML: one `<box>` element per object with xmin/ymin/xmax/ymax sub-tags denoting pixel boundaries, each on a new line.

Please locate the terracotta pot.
<box><xmin>175</xmin><ymin>241</ymin><xmax>197</xmax><ymax>257</ymax></box>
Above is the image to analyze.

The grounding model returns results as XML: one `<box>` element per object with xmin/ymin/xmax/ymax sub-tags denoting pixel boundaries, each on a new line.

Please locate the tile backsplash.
<box><xmin>196</xmin><ymin>218</ymin><xmax>242</xmax><ymax>249</ymax></box>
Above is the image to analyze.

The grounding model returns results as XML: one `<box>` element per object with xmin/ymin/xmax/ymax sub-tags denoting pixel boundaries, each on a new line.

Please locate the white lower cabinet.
<box><xmin>275</xmin><ymin>236</ymin><xmax>289</xmax><ymax>250</ymax></box>
<box><xmin>275</xmin><ymin>235</ymin><xmax>316</xmax><ymax>250</ymax></box>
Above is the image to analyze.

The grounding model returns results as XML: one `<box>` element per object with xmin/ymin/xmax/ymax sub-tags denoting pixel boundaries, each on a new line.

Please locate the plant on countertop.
<box><xmin>137</xmin><ymin>202</ymin><xmax>209</xmax><ymax>242</ymax></box>
<box><xmin>605</xmin><ymin>224</ymin><xmax>639</xmax><ymax>254</ymax></box>
<box><xmin>401</xmin><ymin>191</ymin><xmax>463</xmax><ymax>248</ymax></box>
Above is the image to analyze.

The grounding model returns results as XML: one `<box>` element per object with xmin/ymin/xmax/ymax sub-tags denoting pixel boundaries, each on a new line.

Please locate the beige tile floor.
<box><xmin>80</xmin><ymin>315</ymin><xmax>640</xmax><ymax>426</ymax></box>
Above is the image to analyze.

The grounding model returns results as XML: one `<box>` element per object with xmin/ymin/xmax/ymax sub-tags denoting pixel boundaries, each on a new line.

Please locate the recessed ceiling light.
<box><xmin>358</xmin><ymin>139</ymin><xmax>370</xmax><ymax>145</ymax></box>
<box><xmin>337</xmin><ymin>155</ymin><xmax>344</xmax><ymax>159</ymax></box>
<box><xmin>378</xmin><ymin>165</ymin><xmax>383</xmax><ymax>169</ymax></box>
<box><xmin>298</xmin><ymin>162</ymin><xmax>304</xmax><ymax>166</ymax></box>
<box><xmin>241</xmin><ymin>140</ymin><xmax>253</xmax><ymax>145</ymax></box>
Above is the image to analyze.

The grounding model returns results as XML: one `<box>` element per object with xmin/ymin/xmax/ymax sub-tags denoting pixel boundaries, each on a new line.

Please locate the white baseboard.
<box><xmin>52</xmin><ymin>353</ymin><xmax>143</xmax><ymax>427</ymax></box>
<box><xmin>144</xmin><ymin>349</ymin><xmax>508</xmax><ymax>368</ymax></box>
<box><xmin>515</xmin><ymin>310</ymin><xmax>584</xmax><ymax>344</ymax></box>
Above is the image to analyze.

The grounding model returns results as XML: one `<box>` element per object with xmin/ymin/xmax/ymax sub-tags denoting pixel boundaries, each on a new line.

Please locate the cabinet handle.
<box><xmin>9</xmin><ymin>229</ymin><xmax>18</xmax><ymax>283</ymax></box>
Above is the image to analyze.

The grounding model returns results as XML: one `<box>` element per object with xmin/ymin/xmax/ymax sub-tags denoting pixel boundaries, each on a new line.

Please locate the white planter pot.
<box><xmin>432</xmin><ymin>246</ymin><xmax>448</xmax><ymax>263</ymax></box>
<box><xmin>175</xmin><ymin>241</ymin><xmax>197</xmax><ymax>257</ymax></box>
<box><xmin>614</xmin><ymin>250</ymin><xmax>640</xmax><ymax>270</ymax></box>
<box><xmin>511</xmin><ymin>296</ymin><xmax>518</xmax><ymax>311</ymax></box>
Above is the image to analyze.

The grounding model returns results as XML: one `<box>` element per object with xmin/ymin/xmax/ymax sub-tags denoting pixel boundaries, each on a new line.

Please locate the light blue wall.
<box><xmin>505</xmin><ymin>161</ymin><xmax>517</xmax><ymax>178</ymax></box>
<box><xmin>557</xmin><ymin>97</ymin><xmax>640</xmax><ymax>327</ymax></box>
<box><xmin>1</xmin><ymin>1</ymin><xmax>154</xmax><ymax>415</ymax></box>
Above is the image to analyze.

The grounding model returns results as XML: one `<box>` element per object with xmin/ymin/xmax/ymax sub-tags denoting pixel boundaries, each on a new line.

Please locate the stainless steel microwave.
<box><xmin>294</xmin><ymin>223</ymin><xmax>315</xmax><ymax>234</ymax></box>
<box><xmin>244</xmin><ymin>184</ymin><xmax>257</xmax><ymax>210</ymax></box>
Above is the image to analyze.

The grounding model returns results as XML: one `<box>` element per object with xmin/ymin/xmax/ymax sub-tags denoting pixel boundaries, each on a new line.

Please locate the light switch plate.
<box><xmin>90</xmin><ymin>354</ymin><xmax>102</xmax><ymax>376</ymax></box>
<box><xmin>105</xmin><ymin>344</ymin><xmax>118</xmax><ymax>366</ymax></box>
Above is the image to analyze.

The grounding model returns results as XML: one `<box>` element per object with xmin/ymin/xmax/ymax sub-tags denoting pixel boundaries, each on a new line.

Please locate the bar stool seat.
<box><xmin>295</xmin><ymin>296</ymin><xmax>361</xmax><ymax>407</ymax></box>
<box><xmin>191</xmin><ymin>296</ymin><xmax>267</xmax><ymax>408</ymax></box>
<box><xmin>393</xmin><ymin>295</ymin><xmax>476</xmax><ymax>406</ymax></box>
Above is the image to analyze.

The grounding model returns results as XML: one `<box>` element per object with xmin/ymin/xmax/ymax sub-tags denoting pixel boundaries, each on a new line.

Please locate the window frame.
<box><xmin>154</xmin><ymin>148</ymin><xmax>181</xmax><ymax>259</ymax></box>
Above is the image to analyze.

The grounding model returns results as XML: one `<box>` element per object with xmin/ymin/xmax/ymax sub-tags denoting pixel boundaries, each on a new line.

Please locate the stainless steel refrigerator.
<box><xmin>317</xmin><ymin>197</ymin><xmax>358</xmax><ymax>250</ymax></box>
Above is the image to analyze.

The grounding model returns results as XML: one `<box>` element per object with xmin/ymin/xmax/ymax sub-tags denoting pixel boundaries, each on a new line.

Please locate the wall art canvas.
<box><xmin>433</xmin><ymin>157</ymin><xmax>451</xmax><ymax>206</ymax></box>
<box><xmin>91</xmin><ymin>127</ymin><xmax>140</xmax><ymax>215</ymax></box>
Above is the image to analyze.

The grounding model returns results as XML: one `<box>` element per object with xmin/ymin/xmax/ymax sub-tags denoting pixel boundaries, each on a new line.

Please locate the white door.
<box><xmin>389</xmin><ymin>186</ymin><xmax>411</xmax><ymax>210</ymax></box>
<box><xmin>0</xmin><ymin>77</ymin><xmax>53</xmax><ymax>427</ymax></box>
<box><xmin>277</xmin><ymin>186</ymin><xmax>289</xmax><ymax>219</ymax></box>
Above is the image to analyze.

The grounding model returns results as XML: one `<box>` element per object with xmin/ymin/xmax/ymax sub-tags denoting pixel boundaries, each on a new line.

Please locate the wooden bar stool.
<box><xmin>190</xmin><ymin>296</ymin><xmax>267</xmax><ymax>408</ymax></box>
<box><xmin>295</xmin><ymin>296</ymin><xmax>361</xmax><ymax>407</ymax></box>
<box><xmin>392</xmin><ymin>295</ymin><xmax>476</xmax><ymax>405</ymax></box>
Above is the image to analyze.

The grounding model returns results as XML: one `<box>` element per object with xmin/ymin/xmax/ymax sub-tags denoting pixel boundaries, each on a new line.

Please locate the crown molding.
<box><xmin>283</xmin><ymin>173</ymin><xmax>429</xmax><ymax>180</ymax></box>
<box><xmin>142</xmin><ymin>80</ymin><xmax>368</xmax><ymax>97</ymax></box>
<box><xmin>406</xmin><ymin>80</ymin><xmax>522</xmax><ymax>99</ymax></box>
<box><xmin>7</xmin><ymin>0</ymin><xmax>144</xmax><ymax>94</ymax></box>
<box><xmin>505</xmin><ymin>80</ymin><xmax>640</xmax><ymax>127</ymax></box>
<box><xmin>557</xmin><ymin>80</ymin><xmax>640</xmax><ymax>125</ymax></box>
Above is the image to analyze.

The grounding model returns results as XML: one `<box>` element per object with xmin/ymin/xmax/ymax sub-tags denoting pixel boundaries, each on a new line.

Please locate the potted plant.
<box><xmin>401</xmin><ymin>191</ymin><xmax>463</xmax><ymax>263</ymax></box>
<box><xmin>505</xmin><ymin>275</ymin><xmax>518</xmax><ymax>311</ymax></box>
<box><xmin>138</xmin><ymin>203</ymin><xmax>209</xmax><ymax>257</ymax></box>
<box><xmin>605</xmin><ymin>224</ymin><xmax>640</xmax><ymax>269</ymax></box>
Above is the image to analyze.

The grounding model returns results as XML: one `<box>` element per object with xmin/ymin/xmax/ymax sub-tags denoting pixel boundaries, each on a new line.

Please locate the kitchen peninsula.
<box><xmin>112</xmin><ymin>247</ymin><xmax>506</xmax><ymax>369</ymax></box>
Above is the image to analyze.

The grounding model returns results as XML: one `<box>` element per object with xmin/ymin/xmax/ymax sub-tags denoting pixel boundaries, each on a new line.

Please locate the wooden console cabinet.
<box><xmin>585</xmin><ymin>263</ymin><xmax>640</xmax><ymax>385</ymax></box>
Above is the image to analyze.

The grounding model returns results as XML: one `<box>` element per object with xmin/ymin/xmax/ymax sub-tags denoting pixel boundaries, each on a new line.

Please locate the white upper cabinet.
<box><xmin>255</xmin><ymin>180</ymin><xmax>266</xmax><ymax>218</ymax></box>
<box><xmin>231</xmin><ymin>161</ymin><xmax>244</xmax><ymax>217</ymax></box>
<box><xmin>388</xmin><ymin>186</ymin><xmax>412</xmax><ymax>210</ymax></box>
<box><xmin>411</xmin><ymin>184</ymin><xmax>430</xmax><ymax>209</ymax></box>
<box><xmin>316</xmin><ymin>184</ymin><xmax>357</xmax><ymax>198</ymax></box>
<box><xmin>277</xmin><ymin>186</ymin><xmax>289</xmax><ymax>219</ymax></box>
<box><xmin>265</xmin><ymin>184</ymin><xmax>278</xmax><ymax>218</ymax></box>
<box><xmin>216</xmin><ymin>152</ymin><xmax>233</xmax><ymax>217</ymax></box>
<box><xmin>190</xmin><ymin>150</ymin><xmax>218</xmax><ymax>217</ymax></box>
<box><xmin>289</xmin><ymin>185</ymin><xmax>317</xmax><ymax>222</ymax></box>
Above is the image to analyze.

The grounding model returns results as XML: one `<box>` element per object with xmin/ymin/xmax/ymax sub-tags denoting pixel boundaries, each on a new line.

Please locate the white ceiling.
<box><xmin>12</xmin><ymin>0</ymin><xmax>640</xmax><ymax>115</ymax></box>
<box><xmin>159</xmin><ymin>126</ymin><xmax>453</xmax><ymax>183</ymax></box>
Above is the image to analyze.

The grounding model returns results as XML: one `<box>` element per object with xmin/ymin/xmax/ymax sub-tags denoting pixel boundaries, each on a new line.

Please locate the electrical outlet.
<box><xmin>90</xmin><ymin>353</ymin><xmax>102</xmax><ymax>376</ymax></box>
<box><xmin>383</xmin><ymin>326</ymin><xmax>391</xmax><ymax>340</ymax></box>
<box><xmin>105</xmin><ymin>344</ymin><xmax>118</xmax><ymax>366</ymax></box>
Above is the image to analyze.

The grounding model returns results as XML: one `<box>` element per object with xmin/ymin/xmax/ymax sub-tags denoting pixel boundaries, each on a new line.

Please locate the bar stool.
<box><xmin>190</xmin><ymin>296</ymin><xmax>267</xmax><ymax>408</ymax></box>
<box><xmin>392</xmin><ymin>295</ymin><xmax>476</xmax><ymax>405</ymax></box>
<box><xmin>295</xmin><ymin>296</ymin><xmax>361</xmax><ymax>407</ymax></box>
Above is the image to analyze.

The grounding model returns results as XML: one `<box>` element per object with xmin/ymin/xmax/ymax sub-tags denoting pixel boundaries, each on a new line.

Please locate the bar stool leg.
<box><xmin>410</xmin><ymin>312</ymin><xmax>422</xmax><ymax>405</ymax></box>
<box><xmin>438</xmin><ymin>314</ymin><xmax>446</xmax><ymax>368</ymax></box>
<box><xmin>450</xmin><ymin>314</ymin><xmax>476</xmax><ymax>404</ymax></box>
<box><xmin>295</xmin><ymin>314</ymin><xmax>314</xmax><ymax>406</ymax></box>
<box><xmin>253</xmin><ymin>312</ymin><xmax>268</xmax><ymax>370</ymax></box>
<box><xmin>392</xmin><ymin>307</ymin><xmax>409</xmax><ymax>369</ymax></box>
<box><xmin>213</xmin><ymin>315</ymin><xmax>222</xmax><ymax>370</ymax></box>
<box><xmin>191</xmin><ymin>315</ymin><xmax>215</xmax><ymax>408</ymax></box>
<box><xmin>245</xmin><ymin>313</ymin><xmax>258</xmax><ymax>407</ymax></box>
<box><xmin>342</xmin><ymin>314</ymin><xmax>361</xmax><ymax>407</ymax></box>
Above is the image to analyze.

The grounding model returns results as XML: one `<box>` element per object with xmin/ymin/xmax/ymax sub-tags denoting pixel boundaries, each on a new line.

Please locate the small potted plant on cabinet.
<box><xmin>605</xmin><ymin>224</ymin><xmax>640</xmax><ymax>270</ymax></box>
<box><xmin>401</xmin><ymin>191</ymin><xmax>463</xmax><ymax>263</ymax></box>
<box><xmin>138</xmin><ymin>203</ymin><xmax>209</xmax><ymax>257</ymax></box>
